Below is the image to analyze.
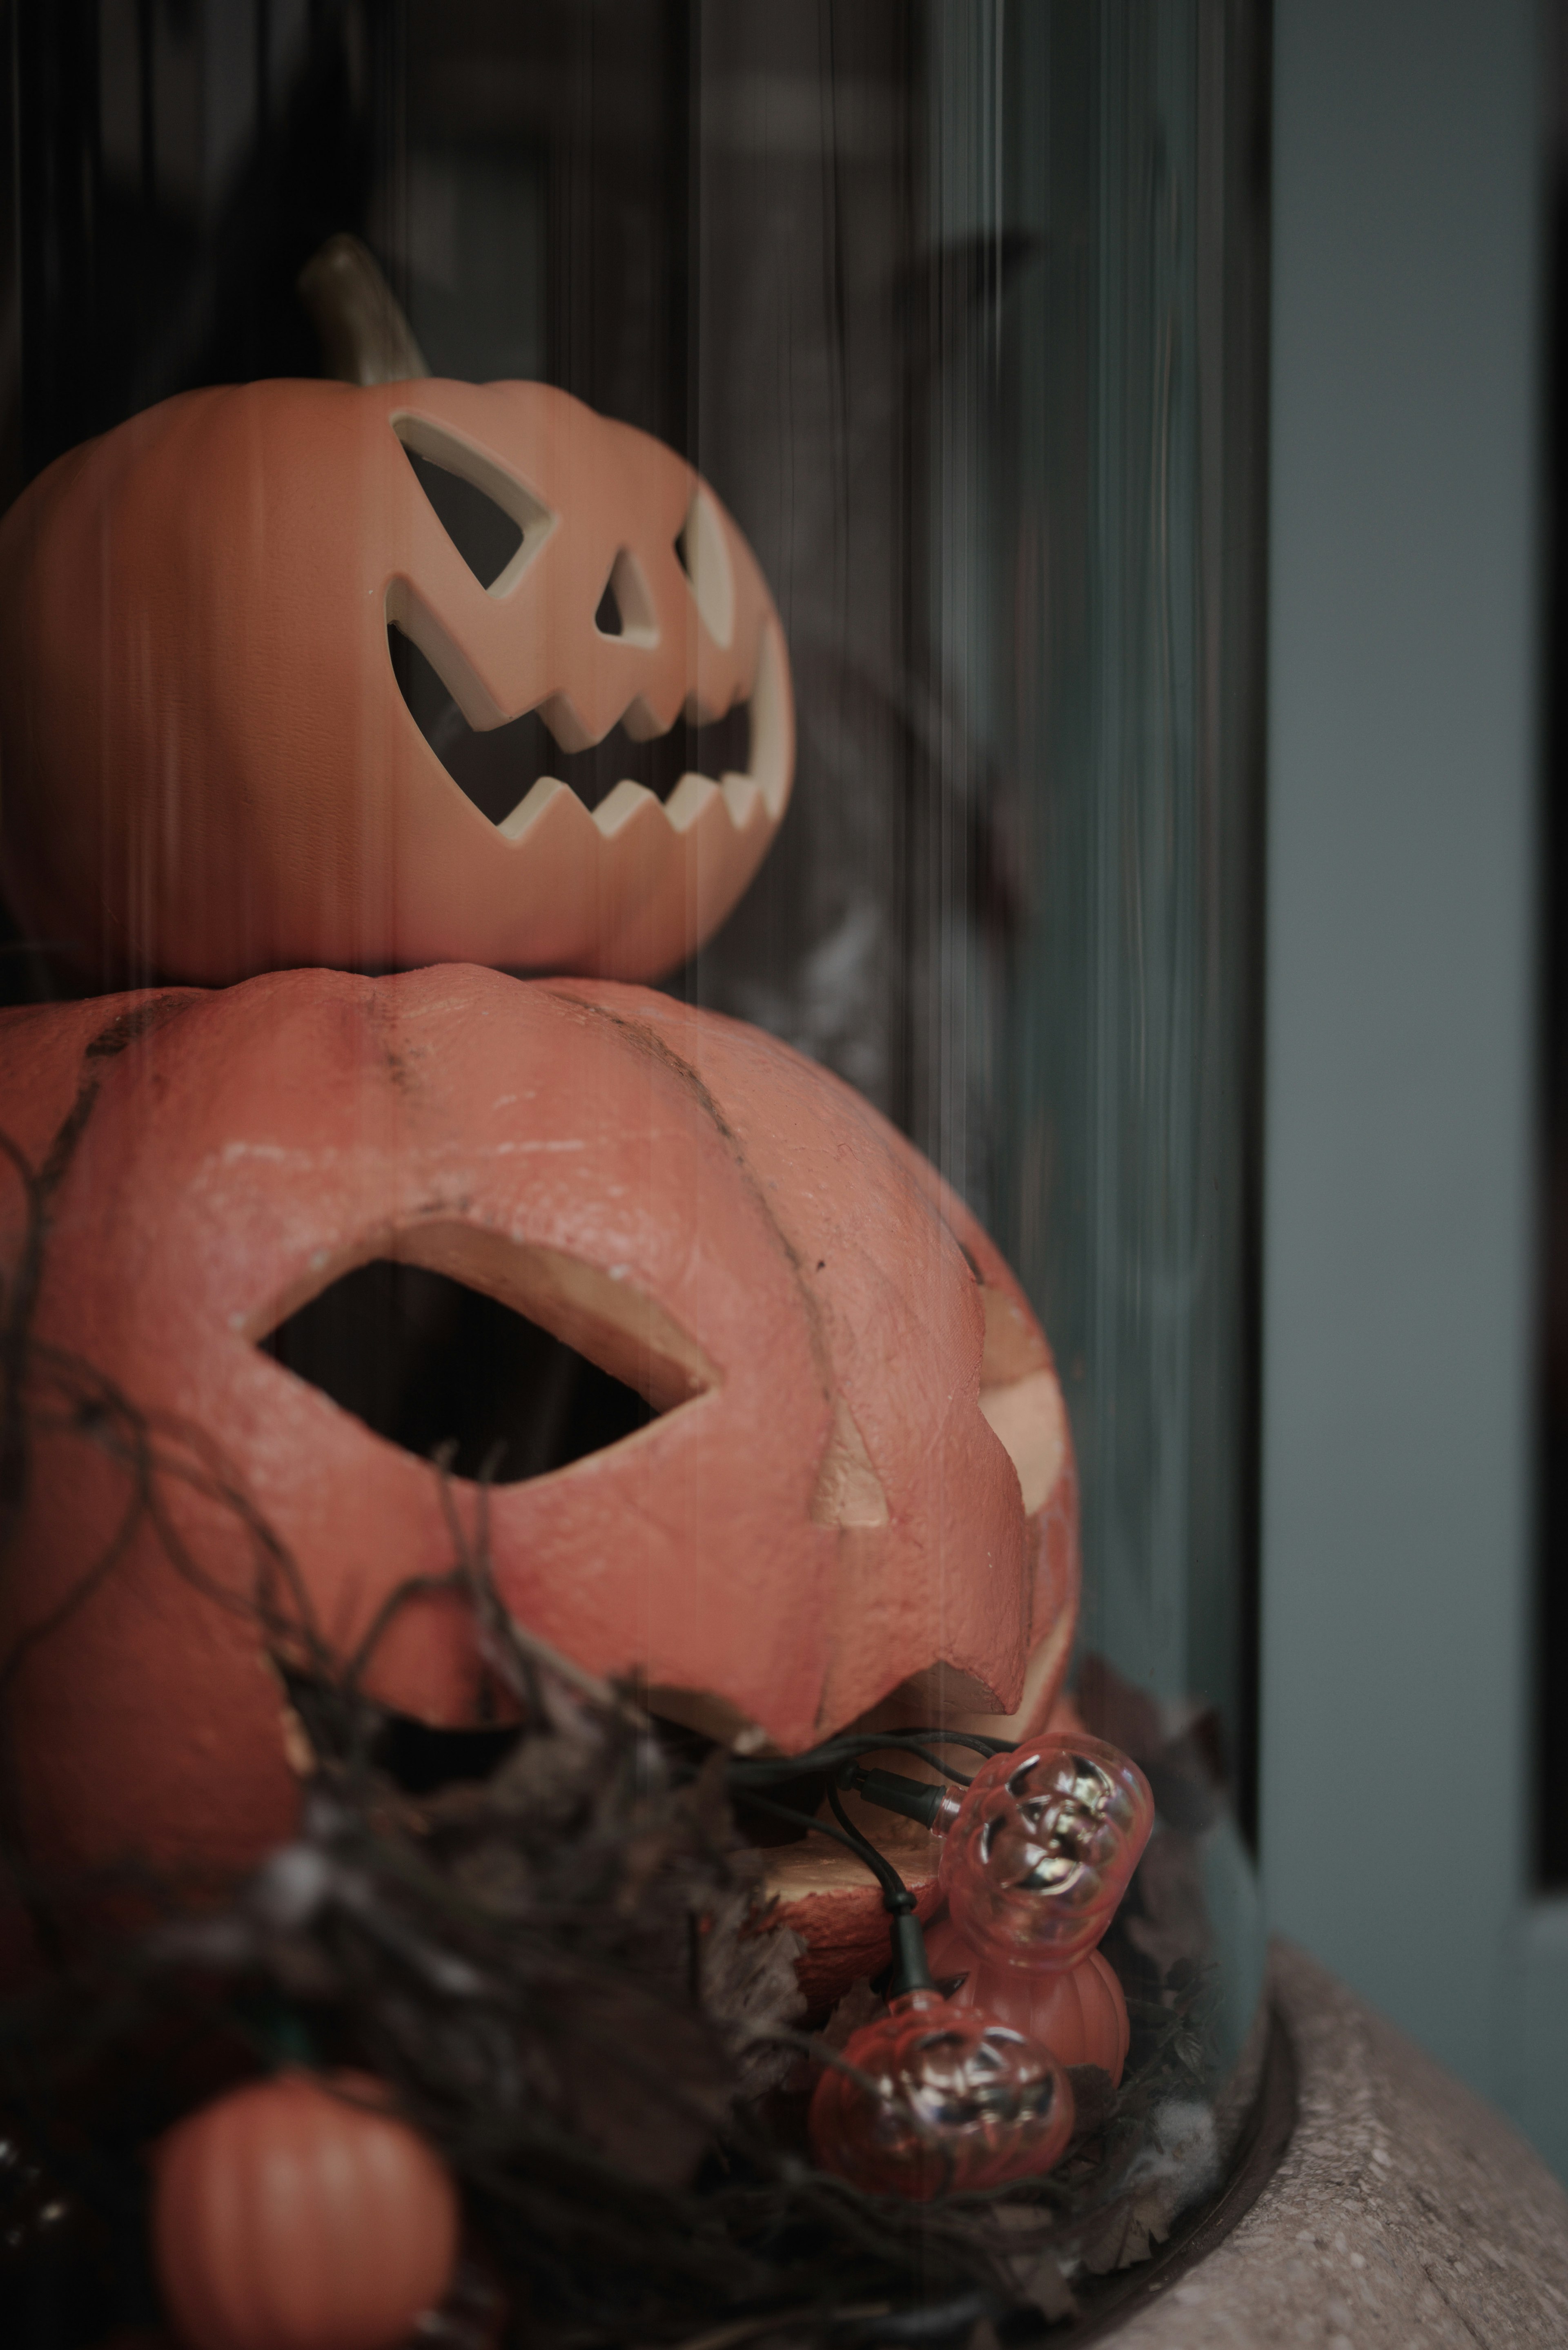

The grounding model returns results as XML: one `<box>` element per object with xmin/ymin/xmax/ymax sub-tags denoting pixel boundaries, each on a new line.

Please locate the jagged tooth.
<box><xmin>586</xmin><ymin>753</ymin><xmax>782</xmax><ymax>980</ymax></box>
<box><xmin>621</xmin><ymin>691</ymin><xmax>684</xmax><ymax>742</ymax></box>
<box><xmin>664</xmin><ymin>772</ymin><xmax>719</xmax><ymax>834</ymax></box>
<box><xmin>535</xmin><ymin>690</ymin><xmax>597</xmax><ymax>754</ymax></box>
<box><xmin>593</xmin><ymin>779</ymin><xmax>659</xmax><ymax>837</ymax></box>
<box><xmin>682</xmin><ymin>688</ymin><xmax>732</xmax><ymax>728</ymax></box>
<box><xmin>721</xmin><ymin>771</ymin><xmax>762</xmax><ymax>829</ymax></box>
<box><xmin>498</xmin><ymin>776</ymin><xmax>578</xmax><ymax>842</ymax></box>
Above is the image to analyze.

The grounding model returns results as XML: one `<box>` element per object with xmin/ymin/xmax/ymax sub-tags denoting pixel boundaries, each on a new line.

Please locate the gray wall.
<box><xmin>1263</xmin><ymin>0</ymin><xmax>1543</xmax><ymax>2120</ymax></box>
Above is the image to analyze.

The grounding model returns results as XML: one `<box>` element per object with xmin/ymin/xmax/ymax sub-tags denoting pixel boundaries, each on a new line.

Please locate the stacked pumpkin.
<box><xmin>0</xmin><ymin>252</ymin><xmax>1131</xmax><ymax>2346</ymax></box>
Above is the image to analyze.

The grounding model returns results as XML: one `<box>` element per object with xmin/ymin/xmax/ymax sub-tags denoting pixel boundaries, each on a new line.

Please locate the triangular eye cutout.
<box><xmin>400</xmin><ymin>444</ymin><xmax>523</xmax><ymax>589</ymax></box>
<box><xmin>677</xmin><ymin>487</ymin><xmax>736</xmax><ymax>648</ymax></box>
<box><xmin>594</xmin><ymin>548</ymin><xmax>659</xmax><ymax>646</ymax></box>
<box><xmin>391</xmin><ymin>415</ymin><xmax>555</xmax><ymax>595</ymax></box>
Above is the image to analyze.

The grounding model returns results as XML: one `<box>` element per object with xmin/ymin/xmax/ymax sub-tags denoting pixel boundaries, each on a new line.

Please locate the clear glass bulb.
<box><xmin>808</xmin><ymin>1989</ymin><xmax>1076</xmax><ymax>2200</ymax></box>
<box><xmin>938</xmin><ymin>1735</ymin><xmax>1154</xmax><ymax>1971</ymax></box>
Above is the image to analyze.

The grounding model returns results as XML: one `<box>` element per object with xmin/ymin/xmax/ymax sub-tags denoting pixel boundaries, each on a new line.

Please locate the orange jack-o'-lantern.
<box><xmin>0</xmin><ymin>379</ymin><xmax>791</xmax><ymax>985</ymax></box>
<box><xmin>0</xmin><ymin>970</ymin><xmax>1075</xmax><ymax>1997</ymax></box>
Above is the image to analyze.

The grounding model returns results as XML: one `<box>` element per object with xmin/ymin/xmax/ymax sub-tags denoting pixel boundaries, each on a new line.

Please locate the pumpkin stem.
<box><xmin>297</xmin><ymin>232</ymin><xmax>429</xmax><ymax>386</ymax></box>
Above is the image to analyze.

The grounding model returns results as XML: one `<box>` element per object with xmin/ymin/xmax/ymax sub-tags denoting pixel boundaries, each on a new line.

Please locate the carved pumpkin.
<box><xmin>0</xmin><ymin>968</ymin><xmax>1076</xmax><ymax>1995</ymax></box>
<box><xmin>923</xmin><ymin>1922</ymin><xmax>1130</xmax><ymax>2085</ymax></box>
<box><xmin>0</xmin><ymin>379</ymin><xmax>791</xmax><ymax>985</ymax></box>
<box><xmin>153</xmin><ymin>2071</ymin><xmax>459</xmax><ymax>2350</ymax></box>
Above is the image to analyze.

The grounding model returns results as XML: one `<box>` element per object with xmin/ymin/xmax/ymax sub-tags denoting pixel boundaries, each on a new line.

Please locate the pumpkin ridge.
<box><xmin>84</xmin><ymin>991</ymin><xmax>203</xmax><ymax>1062</ymax></box>
<box><xmin>539</xmin><ymin>986</ymin><xmax>837</xmax><ymax>1404</ymax></box>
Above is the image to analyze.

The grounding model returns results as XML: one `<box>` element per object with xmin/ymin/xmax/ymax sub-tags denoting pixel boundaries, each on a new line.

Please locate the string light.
<box><xmin>731</xmin><ymin>1726</ymin><xmax>1152</xmax><ymax>1975</ymax></box>
<box><xmin>935</xmin><ymin>1737</ymin><xmax>1154</xmax><ymax>1971</ymax></box>
<box><xmin>727</xmin><ymin>1732</ymin><xmax>1137</xmax><ymax>2198</ymax></box>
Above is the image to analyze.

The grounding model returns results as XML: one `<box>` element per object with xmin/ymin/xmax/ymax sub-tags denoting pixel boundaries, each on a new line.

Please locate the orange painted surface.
<box><xmin>0</xmin><ymin>969</ymin><xmax>1078</xmax><ymax>1993</ymax></box>
<box><xmin>924</xmin><ymin>1920</ymin><xmax>1130</xmax><ymax>2084</ymax></box>
<box><xmin>154</xmin><ymin>2072</ymin><xmax>458</xmax><ymax>2350</ymax></box>
<box><xmin>0</xmin><ymin>381</ymin><xmax>791</xmax><ymax>985</ymax></box>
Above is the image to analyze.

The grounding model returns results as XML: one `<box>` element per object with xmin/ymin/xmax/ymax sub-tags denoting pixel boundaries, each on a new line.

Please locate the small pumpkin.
<box><xmin>0</xmin><ymin>969</ymin><xmax>1077</xmax><ymax>2002</ymax></box>
<box><xmin>807</xmin><ymin>1989</ymin><xmax>1076</xmax><ymax>2199</ymax></box>
<box><xmin>924</xmin><ymin>1919</ymin><xmax>1130</xmax><ymax>2085</ymax></box>
<box><xmin>0</xmin><ymin>377</ymin><xmax>791</xmax><ymax>985</ymax></box>
<box><xmin>152</xmin><ymin>2071</ymin><xmax>459</xmax><ymax>2350</ymax></box>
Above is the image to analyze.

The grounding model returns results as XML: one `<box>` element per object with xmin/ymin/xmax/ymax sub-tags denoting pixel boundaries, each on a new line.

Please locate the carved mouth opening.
<box><xmin>649</xmin><ymin>1711</ymin><xmax>831</xmax><ymax>1848</ymax></box>
<box><xmin>389</xmin><ymin>624</ymin><xmax>754</xmax><ymax>824</ymax></box>
<box><xmin>284</xmin><ymin>1662</ymin><xmax>529</xmax><ymax>1797</ymax></box>
<box><xmin>387</xmin><ymin>416</ymin><xmax>788</xmax><ymax>843</ymax></box>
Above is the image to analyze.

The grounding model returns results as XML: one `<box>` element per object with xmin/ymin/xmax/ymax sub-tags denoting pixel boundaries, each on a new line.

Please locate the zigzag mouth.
<box><xmin>389</xmin><ymin>622</ymin><xmax>774</xmax><ymax>840</ymax></box>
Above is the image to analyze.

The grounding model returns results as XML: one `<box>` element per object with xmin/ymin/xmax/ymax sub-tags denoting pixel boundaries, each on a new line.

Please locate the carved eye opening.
<box><xmin>676</xmin><ymin>487</ymin><xmax>735</xmax><ymax>648</ymax></box>
<box><xmin>252</xmin><ymin>1221</ymin><xmax>717</xmax><ymax>1485</ymax></box>
<box><xmin>391</xmin><ymin>414</ymin><xmax>555</xmax><ymax>595</ymax></box>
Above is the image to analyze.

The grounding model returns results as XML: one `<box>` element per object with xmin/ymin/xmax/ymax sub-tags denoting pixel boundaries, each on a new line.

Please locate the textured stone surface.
<box><xmin>1114</xmin><ymin>1939</ymin><xmax>1568</xmax><ymax>2346</ymax></box>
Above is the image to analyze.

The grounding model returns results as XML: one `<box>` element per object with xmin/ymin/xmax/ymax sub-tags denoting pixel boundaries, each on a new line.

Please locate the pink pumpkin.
<box><xmin>0</xmin><ymin>970</ymin><xmax>1077</xmax><ymax>1999</ymax></box>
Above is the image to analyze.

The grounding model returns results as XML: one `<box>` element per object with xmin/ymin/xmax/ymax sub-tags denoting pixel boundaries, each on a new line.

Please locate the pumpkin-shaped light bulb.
<box><xmin>924</xmin><ymin>1914</ymin><xmax>1131</xmax><ymax>2083</ymax></box>
<box><xmin>153</xmin><ymin>2070</ymin><xmax>460</xmax><ymax>2350</ymax></box>
<box><xmin>938</xmin><ymin>1735</ymin><xmax>1153</xmax><ymax>1972</ymax></box>
<box><xmin>808</xmin><ymin>1990</ymin><xmax>1075</xmax><ymax>2200</ymax></box>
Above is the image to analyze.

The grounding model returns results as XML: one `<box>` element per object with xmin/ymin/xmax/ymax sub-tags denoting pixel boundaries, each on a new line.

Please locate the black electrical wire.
<box><xmin>737</xmin><ymin>1764</ymin><xmax>958</xmax><ymax>2001</ymax></box>
<box><xmin>824</xmin><ymin>1782</ymin><xmax>917</xmax><ymax>1916</ymax></box>
<box><xmin>726</xmin><ymin>1723</ymin><xmax>1035</xmax><ymax>1922</ymax></box>
<box><xmin>725</xmin><ymin>1726</ymin><xmax>1014</xmax><ymax>1795</ymax></box>
<box><xmin>734</xmin><ymin>1790</ymin><xmax>912</xmax><ymax>1910</ymax></box>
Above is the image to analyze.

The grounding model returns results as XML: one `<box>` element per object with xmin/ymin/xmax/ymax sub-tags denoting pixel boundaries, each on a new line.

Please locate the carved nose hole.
<box><xmin>595</xmin><ymin>573</ymin><xmax>625</xmax><ymax>636</ymax></box>
<box><xmin>595</xmin><ymin>548</ymin><xmax>659</xmax><ymax>647</ymax></box>
<box><xmin>259</xmin><ymin>1258</ymin><xmax>661</xmax><ymax>1483</ymax></box>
